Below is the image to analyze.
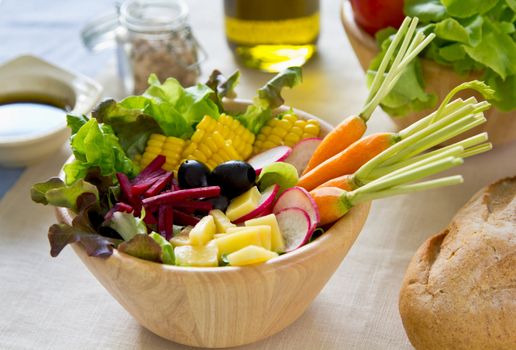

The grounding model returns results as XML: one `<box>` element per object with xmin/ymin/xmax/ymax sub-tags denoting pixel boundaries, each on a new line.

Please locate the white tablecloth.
<box><xmin>1</xmin><ymin>1</ymin><xmax>515</xmax><ymax>349</ymax></box>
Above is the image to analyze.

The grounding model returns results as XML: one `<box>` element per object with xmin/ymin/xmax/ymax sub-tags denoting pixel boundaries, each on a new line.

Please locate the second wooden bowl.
<box><xmin>55</xmin><ymin>100</ymin><xmax>371</xmax><ymax>348</ymax></box>
<box><xmin>341</xmin><ymin>1</ymin><xmax>516</xmax><ymax>146</ymax></box>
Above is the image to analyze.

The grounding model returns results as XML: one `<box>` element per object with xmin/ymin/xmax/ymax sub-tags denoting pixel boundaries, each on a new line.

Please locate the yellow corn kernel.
<box><xmin>144</xmin><ymin>145</ymin><xmax>162</xmax><ymax>155</ymax></box>
<box><xmin>276</xmin><ymin>118</ymin><xmax>292</xmax><ymax>130</ymax></box>
<box><xmin>271</xmin><ymin>127</ymin><xmax>288</xmax><ymax>138</ymax></box>
<box><xmin>294</xmin><ymin>119</ymin><xmax>307</xmax><ymax>129</ymax></box>
<box><xmin>191</xmin><ymin>129</ymin><xmax>205</xmax><ymax>143</ymax></box>
<box><xmin>164</xmin><ymin>137</ymin><xmax>185</xmax><ymax>147</ymax></box>
<box><xmin>289</xmin><ymin>126</ymin><xmax>303</xmax><ymax>136</ymax></box>
<box><xmin>192</xmin><ymin>150</ymin><xmax>208</xmax><ymax>163</ymax></box>
<box><xmin>302</xmin><ymin>133</ymin><xmax>314</xmax><ymax>139</ymax></box>
<box><xmin>197</xmin><ymin>143</ymin><xmax>213</xmax><ymax>157</ymax></box>
<box><xmin>262</xmin><ymin>141</ymin><xmax>277</xmax><ymax>149</ymax></box>
<box><xmin>182</xmin><ymin>142</ymin><xmax>197</xmax><ymax>157</ymax></box>
<box><xmin>269</xmin><ymin>134</ymin><xmax>285</xmax><ymax>145</ymax></box>
<box><xmin>149</xmin><ymin>134</ymin><xmax>167</xmax><ymax>142</ymax></box>
<box><xmin>260</xmin><ymin>126</ymin><xmax>272</xmax><ymax>136</ymax></box>
<box><xmin>147</xmin><ymin>139</ymin><xmax>164</xmax><ymax>148</ymax></box>
<box><xmin>212</xmin><ymin>132</ymin><xmax>226</xmax><ymax>148</ymax></box>
<box><xmin>304</xmin><ymin>123</ymin><xmax>320</xmax><ymax>136</ymax></box>
<box><xmin>281</xmin><ymin>114</ymin><xmax>297</xmax><ymax>123</ymax></box>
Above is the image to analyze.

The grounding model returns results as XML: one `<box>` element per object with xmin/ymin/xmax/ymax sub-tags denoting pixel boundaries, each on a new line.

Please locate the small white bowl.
<box><xmin>0</xmin><ymin>55</ymin><xmax>102</xmax><ymax>166</ymax></box>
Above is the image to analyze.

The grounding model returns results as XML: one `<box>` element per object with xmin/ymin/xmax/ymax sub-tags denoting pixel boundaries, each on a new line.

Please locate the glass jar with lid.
<box><xmin>82</xmin><ymin>0</ymin><xmax>205</xmax><ymax>94</ymax></box>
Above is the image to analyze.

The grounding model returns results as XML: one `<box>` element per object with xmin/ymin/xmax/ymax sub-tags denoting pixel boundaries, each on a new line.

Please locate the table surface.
<box><xmin>1</xmin><ymin>1</ymin><xmax>515</xmax><ymax>349</ymax></box>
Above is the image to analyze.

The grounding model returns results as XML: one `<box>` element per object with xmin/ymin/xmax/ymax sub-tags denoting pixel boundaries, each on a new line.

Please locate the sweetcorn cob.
<box><xmin>253</xmin><ymin>113</ymin><xmax>320</xmax><ymax>154</ymax></box>
<box><xmin>182</xmin><ymin>114</ymin><xmax>255</xmax><ymax>169</ymax></box>
<box><xmin>140</xmin><ymin>134</ymin><xmax>186</xmax><ymax>171</ymax></box>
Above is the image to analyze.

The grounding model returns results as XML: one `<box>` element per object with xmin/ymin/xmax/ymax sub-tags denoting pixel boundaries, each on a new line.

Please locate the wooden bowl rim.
<box><xmin>56</xmin><ymin>98</ymin><xmax>370</xmax><ymax>275</ymax></box>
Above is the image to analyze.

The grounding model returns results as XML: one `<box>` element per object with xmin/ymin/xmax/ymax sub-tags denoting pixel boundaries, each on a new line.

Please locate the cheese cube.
<box><xmin>174</xmin><ymin>242</ymin><xmax>219</xmax><ymax>267</ymax></box>
<box><xmin>225</xmin><ymin>186</ymin><xmax>261</xmax><ymax>221</ymax></box>
<box><xmin>227</xmin><ymin>245</ymin><xmax>278</xmax><ymax>266</ymax></box>
<box><xmin>245</xmin><ymin>214</ymin><xmax>285</xmax><ymax>252</ymax></box>
<box><xmin>225</xmin><ymin>225</ymin><xmax>272</xmax><ymax>250</ymax></box>
<box><xmin>189</xmin><ymin>215</ymin><xmax>216</xmax><ymax>245</ymax></box>
<box><xmin>209</xmin><ymin>209</ymin><xmax>236</xmax><ymax>233</ymax></box>
<box><xmin>213</xmin><ymin>229</ymin><xmax>263</xmax><ymax>258</ymax></box>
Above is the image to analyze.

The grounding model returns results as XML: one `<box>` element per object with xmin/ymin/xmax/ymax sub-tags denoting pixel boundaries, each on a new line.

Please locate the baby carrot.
<box><xmin>311</xmin><ymin>155</ymin><xmax>466</xmax><ymax>225</ymax></box>
<box><xmin>298</xmin><ymin>132</ymin><xmax>396</xmax><ymax>191</ymax></box>
<box><xmin>303</xmin><ymin>17</ymin><xmax>436</xmax><ymax>174</ymax></box>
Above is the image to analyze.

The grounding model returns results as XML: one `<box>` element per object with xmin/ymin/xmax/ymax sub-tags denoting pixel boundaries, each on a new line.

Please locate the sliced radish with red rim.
<box><xmin>233</xmin><ymin>184</ymin><xmax>279</xmax><ymax>223</ymax></box>
<box><xmin>284</xmin><ymin>138</ymin><xmax>322</xmax><ymax>176</ymax></box>
<box><xmin>248</xmin><ymin>146</ymin><xmax>292</xmax><ymax>175</ymax></box>
<box><xmin>273</xmin><ymin>186</ymin><xmax>320</xmax><ymax>231</ymax></box>
<box><xmin>275</xmin><ymin>208</ymin><xmax>312</xmax><ymax>252</ymax></box>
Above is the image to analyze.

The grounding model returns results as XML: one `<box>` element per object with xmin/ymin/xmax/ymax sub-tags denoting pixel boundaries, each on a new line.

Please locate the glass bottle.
<box><xmin>82</xmin><ymin>0</ymin><xmax>206</xmax><ymax>94</ymax></box>
<box><xmin>224</xmin><ymin>0</ymin><xmax>320</xmax><ymax>72</ymax></box>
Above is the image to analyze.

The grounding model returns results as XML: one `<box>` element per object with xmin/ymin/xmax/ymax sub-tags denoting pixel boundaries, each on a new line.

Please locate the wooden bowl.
<box><xmin>55</xmin><ymin>99</ymin><xmax>371</xmax><ymax>348</ymax></box>
<box><xmin>340</xmin><ymin>1</ymin><xmax>516</xmax><ymax>146</ymax></box>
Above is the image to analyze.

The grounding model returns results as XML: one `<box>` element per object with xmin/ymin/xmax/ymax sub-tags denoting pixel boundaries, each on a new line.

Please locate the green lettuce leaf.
<box><xmin>257</xmin><ymin>162</ymin><xmax>299</xmax><ymax>193</ymax></box>
<box><xmin>404</xmin><ymin>0</ymin><xmax>448</xmax><ymax>22</ymax></box>
<box><xmin>237</xmin><ymin>67</ymin><xmax>302</xmax><ymax>134</ymax></box>
<box><xmin>105</xmin><ymin>211</ymin><xmax>147</xmax><ymax>241</ymax></box>
<box><xmin>485</xmin><ymin>71</ymin><xmax>516</xmax><ymax>110</ymax></box>
<box><xmin>64</xmin><ymin>118</ymin><xmax>138</xmax><ymax>185</ymax></box>
<box><xmin>31</xmin><ymin>177</ymin><xmax>98</xmax><ymax>212</ymax></box>
<box><xmin>441</xmin><ymin>0</ymin><xmax>499</xmax><ymax>18</ymax></box>
<box><xmin>205</xmin><ymin>69</ymin><xmax>240</xmax><ymax>112</ymax></box>
<box><xmin>149</xmin><ymin>232</ymin><xmax>175</xmax><ymax>265</ymax></box>
<box><xmin>92</xmin><ymin>98</ymin><xmax>162</xmax><ymax>159</ymax></box>
<box><xmin>463</xmin><ymin>18</ymin><xmax>516</xmax><ymax>79</ymax></box>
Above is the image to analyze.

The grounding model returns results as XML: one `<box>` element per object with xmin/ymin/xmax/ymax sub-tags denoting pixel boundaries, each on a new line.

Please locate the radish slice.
<box><xmin>284</xmin><ymin>138</ymin><xmax>322</xmax><ymax>175</ymax></box>
<box><xmin>275</xmin><ymin>208</ymin><xmax>312</xmax><ymax>252</ymax></box>
<box><xmin>248</xmin><ymin>146</ymin><xmax>292</xmax><ymax>175</ymax></box>
<box><xmin>273</xmin><ymin>186</ymin><xmax>320</xmax><ymax>231</ymax></box>
<box><xmin>233</xmin><ymin>184</ymin><xmax>280</xmax><ymax>223</ymax></box>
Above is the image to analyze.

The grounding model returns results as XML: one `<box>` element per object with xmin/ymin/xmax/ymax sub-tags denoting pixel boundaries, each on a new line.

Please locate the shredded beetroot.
<box><xmin>173</xmin><ymin>200</ymin><xmax>213</xmax><ymax>212</ymax></box>
<box><xmin>144</xmin><ymin>172</ymin><xmax>173</xmax><ymax>197</ymax></box>
<box><xmin>143</xmin><ymin>210</ymin><xmax>157</xmax><ymax>226</ymax></box>
<box><xmin>142</xmin><ymin>186</ymin><xmax>221</xmax><ymax>207</ymax></box>
<box><xmin>132</xmin><ymin>155</ymin><xmax>166</xmax><ymax>183</ymax></box>
<box><xmin>173</xmin><ymin>209</ymin><xmax>200</xmax><ymax>226</ymax></box>
<box><xmin>131</xmin><ymin>169</ymin><xmax>167</xmax><ymax>196</ymax></box>
<box><xmin>157</xmin><ymin>206</ymin><xmax>174</xmax><ymax>240</ymax></box>
<box><xmin>117</xmin><ymin>173</ymin><xmax>136</xmax><ymax>205</ymax></box>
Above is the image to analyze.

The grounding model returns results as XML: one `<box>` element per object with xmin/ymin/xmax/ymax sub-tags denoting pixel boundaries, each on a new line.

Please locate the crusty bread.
<box><xmin>399</xmin><ymin>177</ymin><xmax>516</xmax><ymax>350</ymax></box>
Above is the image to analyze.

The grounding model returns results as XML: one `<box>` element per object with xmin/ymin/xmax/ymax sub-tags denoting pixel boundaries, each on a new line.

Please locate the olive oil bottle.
<box><xmin>224</xmin><ymin>0</ymin><xmax>320</xmax><ymax>72</ymax></box>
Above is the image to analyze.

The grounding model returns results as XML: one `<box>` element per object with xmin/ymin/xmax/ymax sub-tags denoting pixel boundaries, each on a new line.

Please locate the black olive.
<box><xmin>177</xmin><ymin>160</ymin><xmax>210</xmax><ymax>189</ymax></box>
<box><xmin>205</xmin><ymin>196</ymin><xmax>230</xmax><ymax>212</ymax></box>
<box><xmin>209</xmin><ymin>161</ymin><xmax>256</xmax><ymax>198</ymax></box>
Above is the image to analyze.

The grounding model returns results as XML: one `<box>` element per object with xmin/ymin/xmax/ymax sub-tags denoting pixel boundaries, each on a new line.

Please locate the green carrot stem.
<box><xmin>356</xmin><ymin>156</ymin><xmax>463</xmax><ymax>195</ymax></box>
<box><xmin>361</xmin><ymin>18</ymin><xmax>435</xmax><ymax>120</ymax></box>
<box><xmin>349</xmin><ymin>176</ymin><xmax>464</xmax><ymax>204</ymax></box>
<box><xmin>389</xmin><ymin>114</ymin><xmax>486</xmax><ymax>163</ymax></box>
<box><xmin>365</xmin><ymin>17</ymin><xmax>411</xmax><ymax>106</ymax></box>
<box><xmin>400</xmin><ymin>97</ymin><xmax>476</xmax><ymax>138</ymax></box>
<box><xmin>429</xmin><ymin>81</ymin><xmax>495</xmax><ymax>124</ymax></box>
<box><xmin>358</xmin><ymin>103</ymin><xmax>476</xmax><ymax>177</ymax></box>
<box><xmin>369</xmin><ymin>133</ymin><xmax>488</xmax><ymax>178</ymax></box>
<box><xmin>461</xmin><ymin>143</ymin><xmax>493</xmax><ymax>158</ymax></box>
<box><xmin>365</xmin><ymin>145</ymin><xmax>464</xmax><ymax>181</ymax></box>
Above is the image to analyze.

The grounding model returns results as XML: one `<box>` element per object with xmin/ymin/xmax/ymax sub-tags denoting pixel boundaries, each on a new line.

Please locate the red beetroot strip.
<box><xmin>142</xmin><ymin>186</ymin><xmax>221</xmax><ymax>207</ymax></box>
<box><xmin>131</xmin><ymin>169</ymin><xmax>167</xmax><ymax>196</ymax></box>
<box><xmin>144</xmin><ymin>172</ymin><xmax>173</xmax><ymax>197</ymax></box>
<box><xmin>143</xmin><ymin>210</ymin><xmax>157</xmax><ymax>226</ymax></box>
<box><xmin>172</xmin><ymin>200</ymin><xmax>213</xmax><ymax>212</ymax></box>
<box><xmin>158</xmin><ymin>206</ymin><xmax>174</xmax><ymax>239</ymax></box>
<box><xmin>117</xmin><ymin>173</ymin><xmax>137</xmax><ymax>206</ymax></box>
<box><xmin>173</xmin><ymin>209</ymin><xmax>200</xmax><ymax>226</ymax></box>
<box><xmin>132</xmin><ymin>155</ymin><xmax>166</xmax><ymax>184</ymax></box>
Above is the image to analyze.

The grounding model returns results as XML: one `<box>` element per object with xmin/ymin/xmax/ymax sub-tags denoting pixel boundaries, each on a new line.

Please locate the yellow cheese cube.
<box><xmin>213</xmin><ymin>233</ymin><xmax>227</xmax><ymax>239</ymax></box>
<box><xmin>213</xmin><ymin>229</ymin><xmax>263</xmax><ymax>258</ymax></box>
<box><xmin>209</xmin><ymin>209</ymin><xmax>236</xmax><ymax>233</ymax></box>
<box><xmin>174</xmin><ymin>242</ymin><xmax>219</xmax><ymax>267</ymax></box>
<box><xmin>170</xmin><ymin>227</ymin><xmax>192</xmax><ymax>247</ymax></box>
<box><xmin>245</xmin><ymin>214</ymin><xmax>285</xmax><ymax>253</ymax></box>
<box><xmin>225</xmin><ymin>225</ymin><xmax>272</xmax><ymax>251</ymax></box>
<box><xmin>227</xmin><ymin>245</ymin><xmax>278</xmax><ymax>266</ymax></box>
<box><xmin>189</xmin><ymin>215</ymin><xmax>216</xmax><ymax>245</ymax></box>
<box><xmin>225</xmin><ymin>186</ymin><xmax>261</xmax><ymax>221</ymax></box>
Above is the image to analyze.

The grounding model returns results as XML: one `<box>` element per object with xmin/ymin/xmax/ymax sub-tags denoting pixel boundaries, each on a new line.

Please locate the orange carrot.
<box><xmin>309</xmin><ymin>187</ymin><xmax>348</xmax><ymax>225</ymax></box>
<box><xmin>297</xmin><ymin>133</ymin><xmax>396</xmax><ymax>191</ymax></box>
<box><xmin>302</xmin><ymin>17</ymin><xmax>435</xmax><ymax>174</ymax></box>
<box><xmin>302</xmin><ymin>115</ymin><xmax>366</xmax><ymax>175</ymax></box>
<box><xmin>316</xmin><ymin>174</ymin><xmax>355</xmax><ymax>191</ymax></box>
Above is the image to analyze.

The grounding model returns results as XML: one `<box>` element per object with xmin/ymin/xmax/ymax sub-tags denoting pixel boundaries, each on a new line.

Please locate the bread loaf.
<box><xmin>399</xmin><ymin>177</ymin><xmax>516</xmax><ymax>350</ymax></box>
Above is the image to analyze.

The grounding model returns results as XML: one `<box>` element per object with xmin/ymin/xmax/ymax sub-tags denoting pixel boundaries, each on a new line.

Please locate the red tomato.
<box><xmin>350</xmin><ymin>0</ymin><xmax>405</xmax><ymax>36</ymax></box>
